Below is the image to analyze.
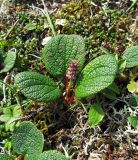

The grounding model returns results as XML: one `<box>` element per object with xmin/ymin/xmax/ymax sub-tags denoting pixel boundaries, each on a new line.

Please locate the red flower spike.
<box><xmin>64</xmin><ymin>60</ymin><xmax>78</xmax><ymax>104</ymax></box>
<box><xmin>66</xmin><ymin>60</ymin><xmax>78</xmax><ymax>80</ymax></box>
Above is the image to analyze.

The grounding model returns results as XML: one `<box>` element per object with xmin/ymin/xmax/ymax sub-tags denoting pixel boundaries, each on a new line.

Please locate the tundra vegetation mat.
<box><xmin>0</xmin><ymin>0</ymin><xmax>138</xmax><ymax>160</ymax></box>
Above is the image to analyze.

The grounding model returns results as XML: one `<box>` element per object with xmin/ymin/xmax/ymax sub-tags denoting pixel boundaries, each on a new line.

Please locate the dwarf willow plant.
<box><xmin>14</xmin><ymin>35</ymin><xmax>138</xmax><ymax>126</ymax></box>
<box><xmin>1</xmin><ymin>36</ymin><xmax>138</xmax><ymax>159</ymax></box>
<box><xmin>15</xmin><ymin>35</ymin><xmax>118</xmax><ymax>102</ymax></box>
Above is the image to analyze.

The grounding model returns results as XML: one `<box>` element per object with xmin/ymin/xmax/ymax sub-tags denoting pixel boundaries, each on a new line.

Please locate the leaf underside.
<box><xmin>75</xmin><ymin>54</ymin><xmax>118</xmax><ymax>98</ymax></box>
<box><xmin>15</xmin><ymin>72</ymin><xmax>61</xmax><ymax>102</ymax></box>
<box><xmin>42</xmin><ymin>34</ymin><xmax>86</xmax><ymax>76</ymax></box>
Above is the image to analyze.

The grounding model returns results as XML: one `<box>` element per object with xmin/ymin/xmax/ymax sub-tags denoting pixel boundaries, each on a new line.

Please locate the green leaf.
<box><xmin>0</xmin><ymin>114</ymin><xmax>11</xmax><ymax>122</ymax></box>
<box><xmin>3</xmin><ymin>107</ymin><xmax>12</xmax><ymax>115</ymax></box>
<box><xmin>0</xmin><ymin>154</ymin><xmax>13</xmax><ymax>160</ymax></box>
<box><xmin>4</xmin><ymin>140</ymin><xmax>12</xmax><ymax>151</ymax></box>
<box><xmin>42</xmin><ymin>35</ymin><xmax>86</xmax><ymax>76</ymax></box>
<box><xmin>75</xmin><ymin>54</ymin><xmax>118</xmax><ymax>98</ymax></box>
<box><xmin>128</xmin><ymin>116</ymin><xmax>138</xmax><ymax>128</ymax></box>
<box><xmin>12</xmin><ymin>121</ymin><xmax>44</xmax><ymax>156</ymax></box>
<box><xmin>0</xmin><ymin>107</ymin><xmax>12</xmax><ymax>122</ymax></box>
<box><xmin>0</xmin><ymin>40</ymin><xmax>8</xmax><ymax>49</ymax></box>
<box><xmin>12</xmin><ymin>105</ymin><xmax>22</xmax><ymax>118</ymax></box>
<box><xmin>102</xmin><ymin>82</ymin><xmax>120</xmax><ymax>99</ymax></box>
<box><xmin>129</xmin><ymin>95</ymin><xmax>138</xmax><ymax>107</ymax></box>
<box><xmin>122</xmin><ymin>46</ymin><xmax>138</xmax><ymax>68</ymax></box>
<box><xmin>0</xmin><ymin>49</ymin><xmax>16</xmax><ymax>73</ymax></box>
<box><xmin>102</xmin><ymin>89</ymin><xmax>117</xmax><ymax>100</ymax></box>
<box><xmin>5</xmin><ymin>120</ymin><xmax>15</xmax><ymax>131</ymax></box>
<box><xmin>39</xmin><ymin>150</ymin><xmax>69</xmax><ymax>160</ymax></box>
<box><xmin>0</xmin><ymin>105</ymin><xmax>21</xmax><ymax>131</ymax></box>
<box><xmin>15</xmin><ymin>71</ymin><xmax>61</xmax><ymax>102</ymax></box>
<box><xmin>118</xmin><ymin>59</ymin><xmax>126</xmax><ymax>73</ymax></box>
<box><xmin>88</xmin><ymin>103</ymin><xmax>105</xmax><ymax>126</ymax></box>
<box><xmin>0</xmin><ymin>104</ymin><xmax>21</xmax><ymax>118</ymax></box>
<box><xmin>107</xmin><ymin>82</ymin><xmax>120</xmax><ymax>94</ymax></box>
<box><xmin>24</xmin><ymin>22</ymin><xmax>37</xmax><ymax>31</ymax></box>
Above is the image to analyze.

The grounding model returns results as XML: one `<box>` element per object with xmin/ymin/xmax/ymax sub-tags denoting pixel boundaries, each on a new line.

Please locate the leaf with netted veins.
<box><xmin>42</xmin><ymin>35</ymin><xmax>86</xmax><ymax>76</ymax></box>
<box><xmin>75</xmin><ymin>54</ymin><xmax>118</xmax><ymax>98</ymax></box>
<box><xmin>15</xmin><ymin>72</ymin><xmax>61</xmax><ymax>102</ymax></box>
<box><xmin>39</xmin><ymin>150</ymin><xmax>69</xmax><ymax>160</ymax></box>
<box><xmin>12</xmin><ymin>121</ymin><xmax>44</xmax><ymax>156</ymax></box>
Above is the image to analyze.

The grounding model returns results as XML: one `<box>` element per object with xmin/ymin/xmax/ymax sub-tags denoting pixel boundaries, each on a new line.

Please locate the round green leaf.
<box><xmin>15</xmin><ymin>71</ymin><xmax>61</xmax><ymax>102</ymax></box>
<box><xmin>129</xmin><ymin>95</ymin><xmax>138</xmax><ymax>107</ymax></box>
<box><xmin>39</xmin><ymin>150</ymin><xmax>69</xmax><ymax>160</ymax></box>
<box><xmin>88</xmin><ymin>103</ymin><xmax>105</xmax><ymax>126</ymax></box>
<box><xmin>0</xmin><ymin>154</ymin><xmax>13</xmax><ymax>160</ymax></box>
<box><xmin>75</xmin><ymin>54</ymin><xmax>118</xmax><ymax>98</ymax></box>
<box><xmin>42</xmin><ymin>35</ymin><xmax>86</xmax><ymax>76</ymax></box>
<box><xmin>128</xmin><ymin>116</ymin><xmax>138</xmax><ymax>128</ymax></box>
<box><xmin>122</xmin><ymin>46</ymin><xmax>138</xmax><ymax>68</ymax></box>
<box><xmin>12</xmin><ymin>121</ymin><xmax>44</xmax><ymax>156</ymax></box>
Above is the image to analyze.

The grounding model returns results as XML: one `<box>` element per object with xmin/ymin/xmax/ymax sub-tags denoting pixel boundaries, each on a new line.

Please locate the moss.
<box><xmin>54</xmin><ymin>0</ymin><xmax>135</xmax><ymax>59</ymax></box>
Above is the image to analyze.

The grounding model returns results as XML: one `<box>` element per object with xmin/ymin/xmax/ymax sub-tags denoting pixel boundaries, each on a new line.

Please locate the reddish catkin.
<box><xmin>65</xmin><ymin>60</ymin><xmax>78</xmax><ymax>104</ymax></box>
<box><xmin>66</xmin><ymin>60</ymin><xmax>78</xmax><ymax>80</ymax></box>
